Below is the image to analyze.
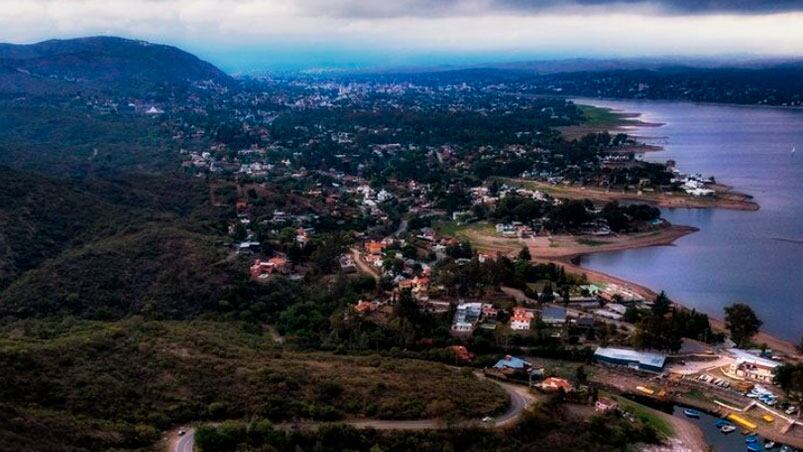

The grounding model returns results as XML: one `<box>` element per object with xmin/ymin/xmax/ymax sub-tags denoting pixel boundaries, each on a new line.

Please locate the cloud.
<box><xmin>294</xmin><ymin>0</ymin><xmax>803</xmax><ymax>18</ymax></box>
<box><xmin>0</xmin><ymin>0</ymin><xmax>802</xmax><ymax>69</ymax></box>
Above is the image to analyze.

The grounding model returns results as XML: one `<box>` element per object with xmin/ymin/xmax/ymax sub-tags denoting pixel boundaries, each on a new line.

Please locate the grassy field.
<box><xmin>577</xmin><ymin>105</ymin><xmax>628</xmax><ymax>126</ymax></box>
<box><xmin>614</xmin><ymin>396</ymin><xmax>674</xmax><ymax>438</ymax></box>
<box><xmin>434</xmin><ymin>220</ymin><xmax>522</xmax><ymax>255</ymax></box>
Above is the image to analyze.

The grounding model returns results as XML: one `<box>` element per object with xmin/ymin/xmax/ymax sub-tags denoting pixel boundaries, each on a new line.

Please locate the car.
<box><xmin>786</xmin><ymin>406</ymin><xmax>797</xmax><ymax>415</ymax></box>
<box><xmin>482</xmin><ymin>416</ymin><xmax>493</xmax><ymax>423</ymax></box>
<box><xmin>178</xmin><ymin>430</ymin><xmax>186</xmax><ymax>436</ymax></box>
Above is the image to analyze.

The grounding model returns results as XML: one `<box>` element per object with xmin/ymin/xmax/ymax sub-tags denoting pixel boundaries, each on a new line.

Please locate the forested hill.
<box><xmin>524</xmin><ymin>64</ymin><xmax>803</xmax><ymax>106</ymax></box>
<box><xmin>0</xmin><ymin>36</ymin><xmax>232</xmax><ymax>95</ymax></box>
<box><xmin>369</xmin><ymin>61</ymin><xmax>803</xmax><ymax>107</ymax></box>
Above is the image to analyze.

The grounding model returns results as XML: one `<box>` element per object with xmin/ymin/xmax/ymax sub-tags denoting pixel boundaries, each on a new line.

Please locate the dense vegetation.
<box><xmin>194</xmin><ymin>400</ymin><xmax>661</xmax><ymax>452</ymax></box>
<box><xmin>0</xmin><ymin>320</ymin><xmax>507</xmax><ymax>451</ymax></box>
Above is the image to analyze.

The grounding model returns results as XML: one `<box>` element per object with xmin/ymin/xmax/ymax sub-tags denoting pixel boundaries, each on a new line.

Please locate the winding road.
<box><xmin>170</xmin><ymin>376</ymin><xmax>533</xmax><ymax>451</ymax></box>
<box><xmin>173</xmin><ymin>429</ymin><xmax>195</xmax><ymax>452</ymax></box>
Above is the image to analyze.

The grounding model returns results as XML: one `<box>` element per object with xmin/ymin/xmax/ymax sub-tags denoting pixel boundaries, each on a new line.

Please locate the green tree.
<box><xmin>518</xmin><ymin>246</ymin><xmax>531</xmax><ymax>262</ymax></box>
<box><xmin>575</xmin><ymin>365</ymin><xmax>588</xmax><ymax>385</ymax></box>
<box><xmin>651</xmin><ymin>291</ymin><xmax>671</xmax><ymax>317</ymax></box>
<box><xmin>724</xmin><ymin>303</ymin><xmax>762</xmax><ymax>347</ymax></box>
<box><xmin>775</xmin><ymin>363</ymin><xmax>803</xmax><ymax>419</ymax></box>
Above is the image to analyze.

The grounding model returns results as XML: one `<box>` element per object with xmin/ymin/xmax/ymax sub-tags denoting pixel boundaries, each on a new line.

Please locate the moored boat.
<box><xmin>721</xmin><ymin>425</ymin><xmax>737</xmax><ymax>434</ymax></box>
<box><xmin>716</xmin><ymin>419</ymin><xmax>733</xmax><ymax>428</ymax></box>
<box><xmin>683</xmin><ymin>408</ymin><xmax>701</xmax><ymax>418</ymax></box>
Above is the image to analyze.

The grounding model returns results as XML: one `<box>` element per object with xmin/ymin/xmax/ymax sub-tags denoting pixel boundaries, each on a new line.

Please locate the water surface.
<box><xmin>575</xmin><ymin>99</ymin><xmax>803</xmax><ymax>341</ymax></box>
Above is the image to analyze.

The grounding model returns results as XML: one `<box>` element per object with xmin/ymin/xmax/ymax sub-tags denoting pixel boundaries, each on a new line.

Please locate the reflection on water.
<box><xmin>575</xmin><ymin>99</ymin><xmax>803</xmax><ymax>340</ymax></box>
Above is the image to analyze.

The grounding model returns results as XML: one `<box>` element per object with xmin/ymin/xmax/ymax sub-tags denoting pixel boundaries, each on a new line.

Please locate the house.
<box><xmin>510</xmin><ymin>306</ymin><xmax>534</xmax><ymax>331</ymax></box>
<box><xmin>363</xmin><ymin>254</ymin><xmax>383</xmax><ymax>269</ymax></box>
<box><xmin>595</xmin><ymin>397</ymin><xmax>619</xmax><ymax>412</ymax></box>
<box><xmin>493</xmin><ymin>355</ymin><xmax>531</xmax><ymax>374</ymax></box>
<box><xmin>481</xmin><ymin>303</ymin><xmax>499</xmax><ymax>319</ymax></box>
<box><xmin>450</xmin><ymin>345</ymin><xmax>474</xmax><ymax>363</ymax></box>
<box><xmin>365</xmin><ymin>240</ymin><xmax>385</xmax><ymax>255</ymax></box>
<box><xmin>540</xmin><ymin>377</ymin><xmax>574</xmax><ymax>393</ymax></box>
<box><xmin>451</xmin><ymin>302</ymin><xmax>484</xmax><ymax>334</ymax></box>
<box><xmin>541</xmin><ymin>306</ymin><xmax>567</xmax><ymax>325</ymax></box>
<box><xmin>354</xmin><ymin>299</ymin><xmax>379</xmax><ymax>314</ymax></box>
<box><xmin>594</xmin><ymin>347</ymin><xmax>667</xmax><ymax>373</ymax></box>
<box><xmin>726</xmin><ymin>349</ymin><xmax>781</xmax><ymax>383</ymax></box>
<box><xmin>250</xmin><ymin>256</ymin><xmax>290</xmax><ymax>279</ymax></box>
<box><xmin>339</xmin><ymin>254</ymin><xmax>357</xmax><ymax>273</ymax></box>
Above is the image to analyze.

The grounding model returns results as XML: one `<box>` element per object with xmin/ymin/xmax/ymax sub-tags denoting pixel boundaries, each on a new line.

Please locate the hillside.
<box><xmin>0</xmin><ymin>166</ymin><xmax>123</xmax><ymax>289</ymax></box>
<box><xmin>0</xmin><ymin>36</ymin><xmax>231</xmax><ymax>95</ymax></box>
<box><xmin>0</xmin><ymin>224</ymin><xmax>237</xmax><ymax>320</ymax></box>
<box><xmin>0</xmin><ymin>320</ymin><xmax>508</xmax><ymax>451</ymax></box>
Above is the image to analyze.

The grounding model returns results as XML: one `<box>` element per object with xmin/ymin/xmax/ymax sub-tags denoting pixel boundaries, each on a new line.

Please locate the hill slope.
<box><xmin>0</xmin><ymin>36</ymin><xmax>231</xmax><ymax>94</ymax></box>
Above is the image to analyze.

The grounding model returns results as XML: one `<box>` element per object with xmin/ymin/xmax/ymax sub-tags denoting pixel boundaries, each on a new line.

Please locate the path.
<box><xmin>167</xmin><ymin>375</ymin><xmax>534</xmax><ymax>451</ymax></box>
<box><xmin>170</xmin><ymin>428</ymin><xmax>195</xmax><ymax>452</ymax></box>
<box><xmin>350</xmin><ymin>247</ymin><xmax>380</xmax><ymax>280</ymax></box>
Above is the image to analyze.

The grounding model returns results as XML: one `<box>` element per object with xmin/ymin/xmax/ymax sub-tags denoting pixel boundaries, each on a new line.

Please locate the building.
<box><xmin>250</xmin><ymin>256</ymin><xmax>290</xmax><ymax>280</ymax></box>
<box><xmin>595</xmin><ymin>397</ymin><xmax>619</xmax><ymax>412</ymax></box>
<box><xmin>726</xmin><ymin>349</ymin><xmax>781</xmax><ymax>383</ymax></box>
<box><xmin>541</xmin><ymin>306</ymin><xmax>567</xmax><ymax>325</ymax></box>
<box><xmin>594</xmin><ymin>347</ymin><xmax>667</xmax><ymax>373</ymax></box>
<box><xmin>493</xmin><ymin>355</ymin><xmax>531</xmax><ymax>375</ymax></box>
<box><xmin>365</xmin><ymin>240</ymin><xmax>385</xmax><ymax>255</ymax></box>
<box><xmin>451</xmin><ymin>302</ymin><xmax>484</xmax><ymax>334</ymax></box>
<box><xmin>354</xmin><ymin>299</ymin><xmax>379</xmax><ymax>314</ymax></box>
<box><xmin>450</xmin><ymin>345</ymin><xmax>474</xmax><ymax>363</ymax></box>
<box><xmin>510</xmin><ymin>306</ymin><xmax>534</xmax><ymax>331</ymax></box>
<box><xmin>540</xmin><ymin>377</ymin><xmax>574</xmax><ymax>393</ymax></box>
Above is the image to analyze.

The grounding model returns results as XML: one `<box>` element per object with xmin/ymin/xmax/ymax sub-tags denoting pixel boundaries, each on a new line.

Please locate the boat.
<box><xmin>683</xmin><ymin>408</ymin><xmax>701</xmax><ymax>418</ymax></box>
<box><xmin>716</xmin><ymin>419</ymin><xmax>733</xmax><ymax>428</ymax></box>
<box><xmin>748</xmin><ymin>445</ymin><xmax>761</xmax><ymax>452</ymax></box>
<box><xmin>762</xmin><ymin>414</ymin><xmax>775</xmax><ymax>423</ymax></box>
<box><xmin>721</xmin><ymin>425</ymin><xmax>737</xmax><ymax>434</ymax></box>
<box><xmin>765</xmin><ymin>441</ymin><xmax>777</xmax><ymax>449</ymax></box>
<box><xmin>746</xmin><ymin>434</ymin><xmax>759</xmax><ymax>444</ymax></box>
<box><xmin>793</xmin><ymin>145</ymin><xmax>797</xmax><ymax>155</ymax></box>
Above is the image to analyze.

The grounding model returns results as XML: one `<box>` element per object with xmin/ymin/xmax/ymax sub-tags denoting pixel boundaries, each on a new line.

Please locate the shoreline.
<box><xmin>503</xmin><ymin>178</ymin><xmax>760</xmax><ymax>211</ymax></box>
<box><xmin>546</xmin><ymin>246</ymin><xmax>801</xmax><ymax>360</ymax></box>
<box><xmin>555</xmin><ymin>98</ymin><xmax>800</xmax><ymax>356</ymax></box>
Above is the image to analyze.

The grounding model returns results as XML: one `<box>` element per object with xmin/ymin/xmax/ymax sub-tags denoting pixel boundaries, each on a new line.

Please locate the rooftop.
<box><xmin>594</xmin><ymin>347</ymin><xmax>666</xmax><ymax>369</ymax></box>
<box><xmin>493</xmin><ymin>355</ymin><xmax>530</xmax><ymax>370</ymax></box>
<box><xmin>729</xmin><ymin>349</ymin><xmax>782</xmax><ymax>369</ymax></box>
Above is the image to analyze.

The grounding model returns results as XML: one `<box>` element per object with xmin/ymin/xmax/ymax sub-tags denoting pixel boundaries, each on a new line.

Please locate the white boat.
<box><xmin>720</xmin><ymin>425</ymin><xmax>737</xmax><ymax>433</ymax></box>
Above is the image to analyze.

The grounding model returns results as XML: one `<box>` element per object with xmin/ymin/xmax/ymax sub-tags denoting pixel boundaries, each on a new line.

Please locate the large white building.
<box><xmin>726</xmin><ymin>349</ymin><xmax>781</xmax><ymax>383</ymax></box>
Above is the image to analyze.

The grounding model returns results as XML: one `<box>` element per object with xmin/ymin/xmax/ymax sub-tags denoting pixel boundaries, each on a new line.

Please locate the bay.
<box><xmin>574</xmin><ymin>98</ymin><xmax>803</xmax><ymax>341</ymax></box>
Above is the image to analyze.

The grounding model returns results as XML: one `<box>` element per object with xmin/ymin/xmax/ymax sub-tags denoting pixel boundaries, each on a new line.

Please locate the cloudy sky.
<box><xmin>2</xmin><ymin>0</ymin><xmax>803</xmax><ymax>70</ymax></box>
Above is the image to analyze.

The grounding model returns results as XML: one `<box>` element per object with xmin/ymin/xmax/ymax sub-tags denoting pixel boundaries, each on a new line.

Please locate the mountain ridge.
<box><xmin>0</xmin><ymin>36</ymin><xmax>232</xmax><ymax>94</ymax></box>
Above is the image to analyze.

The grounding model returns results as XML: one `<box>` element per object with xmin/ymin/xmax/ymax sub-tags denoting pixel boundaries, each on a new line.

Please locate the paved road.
<box><xmin>172</xmin><ymin>428</ymin><xmax>195</xmax><ymax>452</ymax></box>
<box><xmin>492</xmin><ymin>380</ymin><xmax>533</xmax><ymax>427</ymax></box>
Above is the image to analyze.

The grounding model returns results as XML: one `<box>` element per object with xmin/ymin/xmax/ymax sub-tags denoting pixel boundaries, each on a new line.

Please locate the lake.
<box><xmin>574</xmin><ymin>98</ymin><xmax>803</xmax><ymax>341</ymax></box>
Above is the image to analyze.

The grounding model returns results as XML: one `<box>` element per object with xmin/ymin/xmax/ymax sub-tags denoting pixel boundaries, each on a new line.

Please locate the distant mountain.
<box><xmin>0</xmin><ymin>36</ymin><xmax>231</xmax><ymax>94</ymax></box>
